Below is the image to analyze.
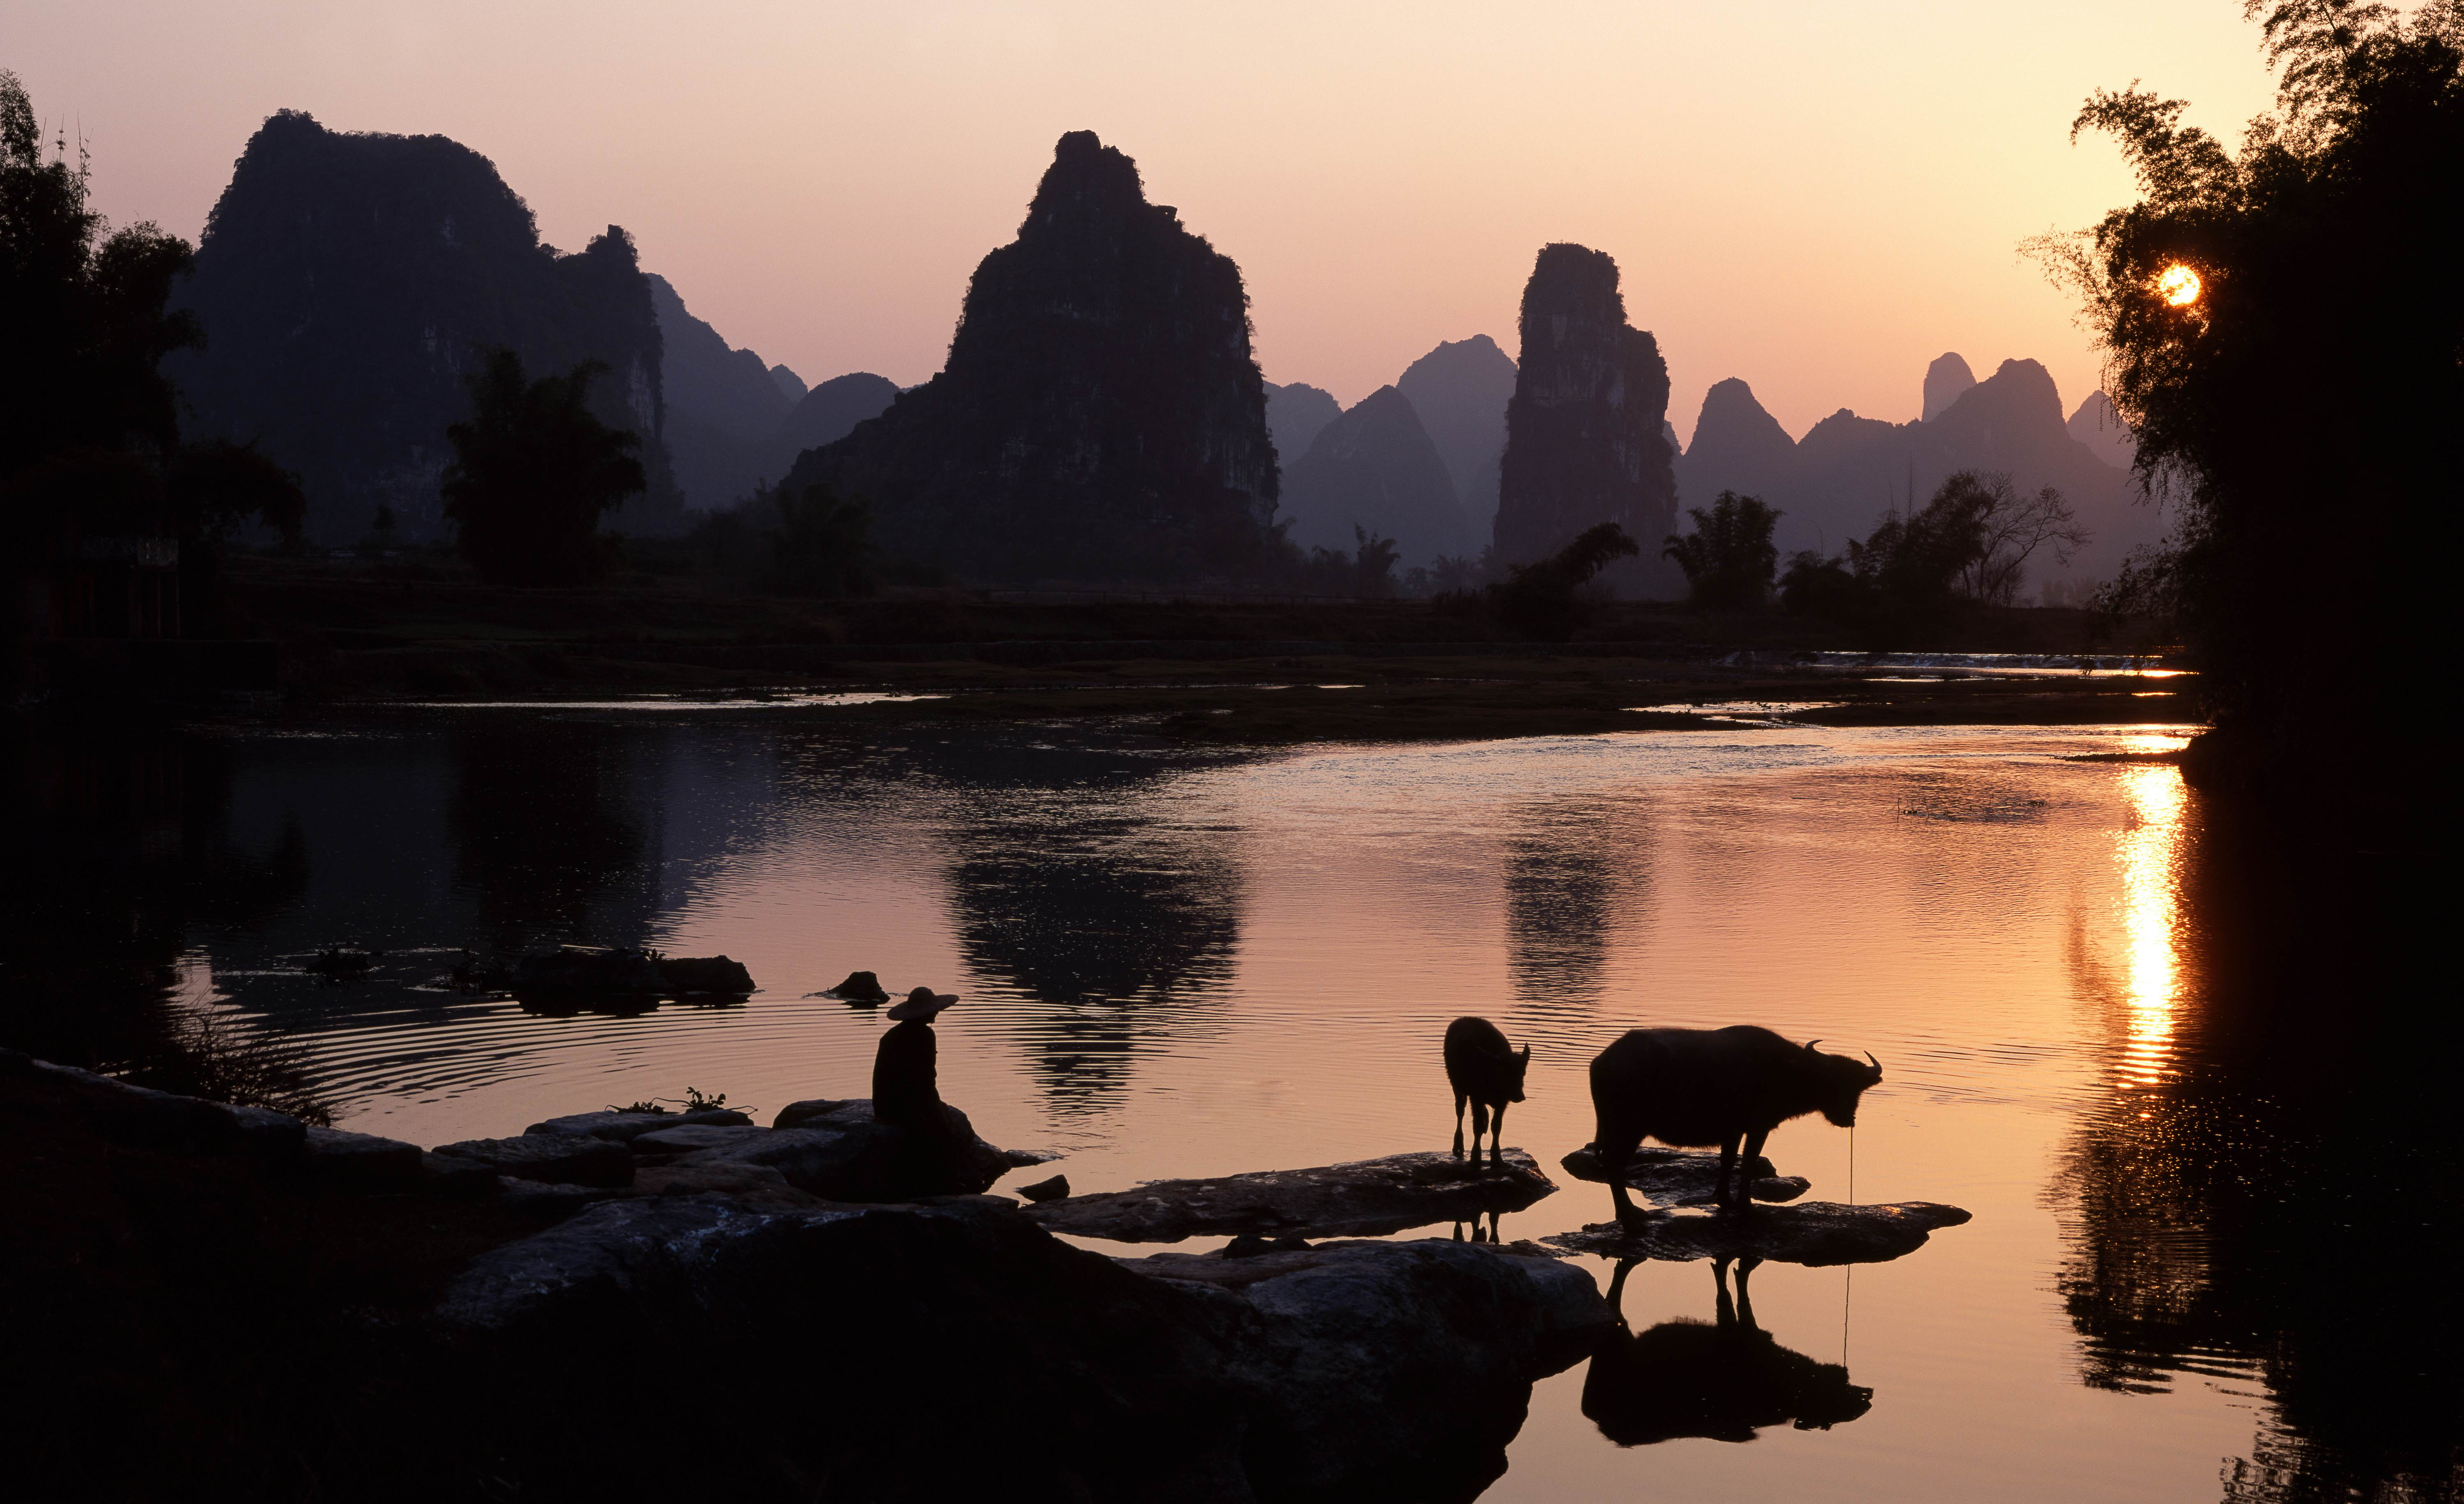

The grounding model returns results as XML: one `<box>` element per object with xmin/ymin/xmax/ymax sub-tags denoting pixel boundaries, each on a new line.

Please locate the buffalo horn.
<box><xmin>1864</xmin><ymin>1050</ymin><xmax>1882</xmax><ymax>1072</ymax></box>
<box><xmin>1803</xmin><ymin>1039</ymin><xmax>1822</xmax><ymax>1051</ymax></box>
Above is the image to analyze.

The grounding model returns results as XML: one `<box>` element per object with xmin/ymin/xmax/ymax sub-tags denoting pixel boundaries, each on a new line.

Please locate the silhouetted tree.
<box><xmin>440</xmin><ymin>348</ymin><xmax>644</xmax><ymax>586</ymax></box>
<box><xmin>1950</xmin><ymin>470</ymin><xmax>2088</xmax><ymax>605</ymax></box>
<box><xmin>2033</xmin><ymin>0</ymin><xmax>2463</xmax><ymax>796</ymax></box>
<box><xmin>762</xmin><ymin>482</ymin><xmax>877</xmax><ymax>598</ymax></box>
<box><xmin>1491</xmin><ymin>521</ymin><xmax>1640</xmax><ymax>640</ymax></box>
<box><xmin>1663</xmin><ymin>490</ymin><xmax>1781</xmax><ymax>608</ymax></box>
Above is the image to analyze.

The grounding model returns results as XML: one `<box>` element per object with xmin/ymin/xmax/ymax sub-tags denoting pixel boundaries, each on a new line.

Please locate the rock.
<box><xmin>653</xmin><ymin>955</ymin><xmax>754</xmax><ymax>993</ymax></box>
<box><xmin>418</xmin><ymin>1151</ymin><xmax>501</xmax><ymax>1196</ymax></box>
<box><xmin>770</xmin><ymin>1098</ymin><xmax>853</xmax><ymax>1130</ymax></box>
<box><xmin>524</xmin><ymin>1108</ymin><xmax>751</xmax><ymax>1142</ymax></box>
<box><xmin>1023</xmin><ymin>1148</ymin><xmax>1558</xmax><ymax>1243</ymax></box>
<box><xmin>511</xmin><ymin>946</ymin><xmax>667</xmax><ymax>995</ymax></box>
<box><xmin>820</xmin><ymin>971</ymin><xmax>889</xmax><ymax>1003</ymax></box>
<box><xmin>778</xmin><ymin>131</ymin><xmax>1278</xmax><ymax>583</ymax></box>
<box><xmin>1493</xmin><ymin>242</ymin><xmax>1678</xmax><ymax>586</ymax></box>
<box><xmin>430</xmin><ymin>1133</ymin><xmax>634</xmax><ymax>1188</ymax></box>
<box><xmin>630</xmin><ymin>1161</ymin><xmax>824</xmax><ymax>1210</ymax></box>
<box><xmin>433</xmin><ymin>1196</ymin><xmax>1607</xmax><ymax>1501</ymax></box>
<box><xmin>1016</xmin><ymin>1174</ymin><xmax>1070</xmax><ymax>1202</ymax></box>
<box><xmin>630</xmin><ymin>1123</ymin><xmax>770</xmax><ymax>1154</ymax></box>
<box><xmin>303</xmin><ymin>1125</ymin><xmax>424</xmax><ymax>1191</ymax></box>
<box><xmin>223</xmin><ymin>1104</ymin><xmax>309</xmax><ymax>1161</ymax></box>
<box><xmin>1559</xmin><ymin>1144</ymin><xmax>1810</xmax><ymax>1207</ymax></box>
<box><xmin>1545</xmin><ymin>1200</ymin><xmax>1973</xmax><ymax>1267</ymax></box>
<box><xmin>1921</xmin><ymin>350</ymin><xmax>1978</xmax><ymax>422</ymax></box>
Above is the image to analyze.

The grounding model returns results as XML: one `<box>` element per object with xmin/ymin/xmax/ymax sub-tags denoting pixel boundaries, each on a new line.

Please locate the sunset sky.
<box><xmin>16</xmin><ymin>1</ymin><xmax>2280</xmax><ymax>443</ymax></box>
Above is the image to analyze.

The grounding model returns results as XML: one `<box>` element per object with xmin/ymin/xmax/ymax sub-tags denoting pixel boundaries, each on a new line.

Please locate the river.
<box><xmin>10</xmin><ymin>707</ymin><xmax>2451</xmax><ymax>1502</ymax></box>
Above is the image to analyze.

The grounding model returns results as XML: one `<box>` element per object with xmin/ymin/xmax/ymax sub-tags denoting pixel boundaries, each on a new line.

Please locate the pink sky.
<box><xmin>16</xmin><ymin>1</ymin><xmax>2278</xmax><ymax>444</ymax></box>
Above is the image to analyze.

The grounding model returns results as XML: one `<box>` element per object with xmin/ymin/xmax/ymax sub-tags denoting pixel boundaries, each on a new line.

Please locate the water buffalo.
<box><xmin>1583</xmin><ymin>1255</ymin><xmax>1873</xmax><ymax>1446</ymax></box>
<box><xmin>1589</xmin><ymin>1025</ymin><xmax>1881</xmax><ymax>1222</ymax></box>
<box><xmin>1444</xmin><ymin>1016</ymin><xmax>1530</xmax><ymax>1165</ymax></box>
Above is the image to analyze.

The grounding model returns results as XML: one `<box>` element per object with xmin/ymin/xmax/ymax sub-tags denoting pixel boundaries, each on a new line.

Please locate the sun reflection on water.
<box><xmin>2113</xmin><ymin>763</ymin><xmax>2188</xmax><ymax>1084</ymax></box>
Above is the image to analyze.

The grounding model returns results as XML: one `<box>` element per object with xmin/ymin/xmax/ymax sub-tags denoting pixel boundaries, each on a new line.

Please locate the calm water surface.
<box><xmin>15</xmin><ymin>709</ymin><xmax>2452</xmax><ymax>1502</ymax></box>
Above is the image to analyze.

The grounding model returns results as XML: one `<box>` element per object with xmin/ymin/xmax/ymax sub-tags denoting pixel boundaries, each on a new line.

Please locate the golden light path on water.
<box><xmin>2112</xmin><ymin>749</ymin><xmax>2190</xmax><ymax>1086</ymax></box>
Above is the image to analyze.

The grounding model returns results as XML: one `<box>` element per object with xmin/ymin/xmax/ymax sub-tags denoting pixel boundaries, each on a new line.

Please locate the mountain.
<box><xmin>1280</xmin><ymin>386</ymin><xmax>1471</xmax><ymax>565</ymax></box>
<box><xmin>777</xmin><ymin>374</ymin><xmax>899</xmax><ymax>459</ymax></box>
<box><xmin>1264</xmin><ymin>382</ymin><xmax>1342</xmax><ymax>465</ymax></box>
<box><xmin>1921</xmin><ymin>352</ymin><xmax>1977</xmax><ymax>422</ymax></box>
<box><xmin>170</xmin><ymin>109</ymin><xmax>677</xmax><ymax>542</ymax></box>
<box><xmin>770</xmin><ymin>365</ymin><xmax>809</xmax><ymax>405</ymax></box>
<box><xmin>2068</xmin><ymin>390</ymin><xmax>2136</xmax><ymax>469</ymax></box>
<box><xmin>1395</xmin><ymin>334</ymin><xmax>1517</xmax><ymax>534</ymax></box>
<box><xmin>649</xmin><ymin>273</ymin><xmax>794</xmax><ymax>510</ymax></box>
<box><xmin>780</xmin><ymin>132</ymin><xmax>1276</xmax><ymax>581</ymax></box>
<box><xmin>1493</xmin><ymin>243</ymin><xmax>1679</xmax><ymax>590</ymax></box>
<box><xmin>1676</xmin><ymin>355</ymin><xmax>2166</xmax><ymax>588</ymax></box>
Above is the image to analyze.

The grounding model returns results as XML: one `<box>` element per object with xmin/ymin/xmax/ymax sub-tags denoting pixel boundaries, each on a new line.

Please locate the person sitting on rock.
<box><xmin>872</xmin><ymin>986</ymin><xmax>965</xmax><ymax>1193</ymax></box>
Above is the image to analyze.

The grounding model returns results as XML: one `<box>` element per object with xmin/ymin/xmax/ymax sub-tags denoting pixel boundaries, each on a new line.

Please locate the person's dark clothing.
<box><xmin>871</xmin><ymin>1018</ymin><xmax>968</xmax><ymax>1193</ymax></box>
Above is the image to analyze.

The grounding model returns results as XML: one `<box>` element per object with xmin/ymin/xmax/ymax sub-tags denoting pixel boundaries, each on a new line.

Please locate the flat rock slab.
<box><xmin>1560</xmin><ymin>1145</ymin><xmax>1810</xmax><ymax>1207</ymax></box>
<box><xmin>1545</xmin><ymin>1201</ymin><xmax>1973</xmax><ymax>1267</ymax></box>
<box><xmin>1024</xmin><ymin>1149</ymin><xmax>1557</xmax><ymax>1243</ymax></box>
<box><xmin>432</xmin><ymin>1132</ymin><xmax>634</xmax><ymax>1188</ymax></box>
<box><xmin>304</xmin><ymin>1125</ymin><xmax>423</xmax><ymax>1190</ymax></box>
<box><xmin>631</xmin><ymin>1123</ymin><xmax>772</xmax><ymax>1154</ymax></box>
<box><xmin>525</xmin><ymin>1109</ymin><xmax>751</xmax><ymax>1142</ymax></box>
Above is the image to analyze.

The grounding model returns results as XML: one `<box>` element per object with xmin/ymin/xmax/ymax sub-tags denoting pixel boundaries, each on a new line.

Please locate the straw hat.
<box><xmin>887</xmin><ymin>986</ymin><xmax>958</xmax><ymax>1020</ymax></box>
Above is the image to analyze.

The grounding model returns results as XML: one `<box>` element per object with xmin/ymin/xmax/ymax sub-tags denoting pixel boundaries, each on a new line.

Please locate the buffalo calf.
<box><xmin>1444</xmin><ymin>1016</ymin><xmax>1531</xmax><ymax>1166</ymax></box>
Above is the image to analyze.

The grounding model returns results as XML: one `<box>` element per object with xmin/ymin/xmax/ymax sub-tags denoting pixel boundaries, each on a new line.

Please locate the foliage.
<box><xmin>0</xmin><ymin>69</ymin><xmax>198</xmax><ymax>487</ymax></box>
<box><xmin>2030</xmin><ymin>0</ymin><xmax>2463</xmax><ymax>781</ymax></box>
<box><xmin>762</xmin><ymin>482</ymin><xmax>878</xmax><ymax>598</ymax></box>
<box><xmin>441</xmin><ymin>348</ymin><xmax>645</xmax><ymax>586</ymax></box>
<box><xmin>1779</xmin><ymin>469</ymin><xmax>2088</xmax><ymax>643</ymax></box>
<box><xmin>1490</xmin><ymin>522</ymin><xmax>1639</xmax><ymax>640</ymax></box>
<box><xmin>114</xmin><ymin>1010</ymin><xmax>335</xmax><ymax>1127</ymax></box>
<box><xmin>1663</xmin><ymin>491</ymin><xmax>1781</xmax><ymax>608</ymax></box>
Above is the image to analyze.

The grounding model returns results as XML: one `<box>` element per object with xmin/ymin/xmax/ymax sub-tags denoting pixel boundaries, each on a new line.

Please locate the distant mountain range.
<box><xmin>650</xmin><ymin>275</ymin><xmax>893</xmax><ymax>512</ymax></box>
<box><xmin>1278</xmin><ymin>385</ymin><xmax>1471</xmax><ymax>563</ymax></box>
<box><xmin>1676</xmin><ymin>356</ymin><xmax>2165</xmax><ymax>588</ymax></box>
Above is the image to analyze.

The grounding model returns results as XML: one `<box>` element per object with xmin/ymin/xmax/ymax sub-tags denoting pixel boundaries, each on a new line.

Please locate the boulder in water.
<box><xmin>1546</xmin><ymin>1200</ymin><xmax>1972</xmax><ymax>1266</ymax></box>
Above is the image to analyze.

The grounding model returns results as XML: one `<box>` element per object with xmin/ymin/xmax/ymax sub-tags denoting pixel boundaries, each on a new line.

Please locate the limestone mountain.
<box><xmin>1921</xmin><ymin>352</ymin><xmax>1977</xmax><ymax>422</ymax></box>
<box><xmin>778</xmin><ymin>374</ymin><xmax>899</xmax><ymax>459</ymax></box>
<box><xmin>1395</xmin><ymin>334</ymin><xmax>1518</xmax><ymax>534</ymax></box>
<box><xmin>1493</xmin><ymin>244</ymin><xmax>1679</xmax><ymax>588</ymax></box>
<box><xmin>2068</xmin><ymin>390</ymin><xmax>2136</xmax><ymax>469</ymax></box>
<box><xmin>1264</xmin><ymin>382</ymin><xmax>1342</xmax><ymax>466</ymax></box>
<box><xmin>1280</xmin><ymin>386</ymin><xmax>1471</xmax><ymax>565</ymax></box>
<box><xmin>170</xmin><ymin>110</ymin><xmax>676</xmax><ymax>542</ymax></box>
<box><xmin>650</xmin><ymin>272</ymin><xmax>794</xmax><ymax>510</ymax></box>
<box><xmin>1676</xmin><ymin>356</ymin><xmax>2165</xmax><ymax>588</ymax></box>
<box><xmin>770</xmin><ymin>365</ymin><xmax>809</xmax><ymax>405</ymax></box>
<box><xmin>780</xmin><ymin>131</ymin><xmax>1277</xmax><ymax>581</ymax></box>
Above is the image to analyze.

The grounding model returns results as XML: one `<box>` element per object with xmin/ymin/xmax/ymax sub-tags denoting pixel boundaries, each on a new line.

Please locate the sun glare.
<box><xmin>2158</xmin><ymin>264</ymin><xmax>2202</xmax><ymax>307</ymax></box>
<box><xmin>2112</xmin><ymin>764</ymin><xmax>2188</xmax><ymax>1086</ymax></box>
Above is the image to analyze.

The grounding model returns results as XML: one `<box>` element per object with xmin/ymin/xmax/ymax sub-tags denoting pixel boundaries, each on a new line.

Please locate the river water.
<box><xmin>11</xmin><ymin>708</ymin><xmax>2453</xmax><ymax>1502</ymax></box>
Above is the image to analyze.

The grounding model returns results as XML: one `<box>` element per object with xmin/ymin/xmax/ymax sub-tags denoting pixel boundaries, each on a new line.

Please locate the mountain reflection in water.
<box><xmin>2</xmin><ymin>712</ymin><xmax>2455</xmax><ymax>1502</ymax></box>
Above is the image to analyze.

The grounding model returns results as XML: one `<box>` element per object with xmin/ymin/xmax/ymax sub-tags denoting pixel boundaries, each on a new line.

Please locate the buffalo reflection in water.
<box><xmin>1583</xmin><ymin>1256</ymin><xmax>1871</xmax><ymax>1447</ymax></box>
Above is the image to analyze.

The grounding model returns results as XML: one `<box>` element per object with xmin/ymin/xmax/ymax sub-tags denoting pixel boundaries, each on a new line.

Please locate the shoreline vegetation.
<box><xmin>162</xmin><ymin>551</ymin><xmax>2190</xmax><ymax>745</ymax></box>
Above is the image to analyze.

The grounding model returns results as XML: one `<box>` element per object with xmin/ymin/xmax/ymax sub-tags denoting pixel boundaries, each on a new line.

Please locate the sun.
<box><xmin>2158</xmin><ymin>264</ymin><xmax>2202</xmax><ymax>307</ymax></box>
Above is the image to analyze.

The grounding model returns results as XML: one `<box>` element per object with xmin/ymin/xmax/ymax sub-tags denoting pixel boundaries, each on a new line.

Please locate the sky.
<box><xmin>13</xmin><ymin>1</ymin><xmax>2283</xmax><ymax>445</ymax></box>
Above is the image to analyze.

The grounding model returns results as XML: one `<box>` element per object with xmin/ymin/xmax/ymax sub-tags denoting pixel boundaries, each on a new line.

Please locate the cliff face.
<box><xmin>171</xmin><ymin>110</ymin><xmax>673</xmax><ymax>542</ymax></box>
<box><xmin>781</xmin><ymin>132</ymin><xmax>1276</xmax><ymax>582</ymax></box>
<box><xmin>1492</xmin><ymin>245</ymin><xmax>1678</xmax><ymax>584</ymax></box>
<box><xmin>1396</xmin><ymin>334</ymin><xmax>1518</xmax><ymax>534</ymax></box>
<box><xmin>1280</xmin><ymin>386</ymin><xmax>1471</xmax><ymax>565</ymax></box>
<box><xmin>1677</xmin><ymin>355</ymin><xmax>2163</xmax><ymax>587</ymax></box>
<box><xmin>650</xmin><ymin>272</ymin><xmax>795</xmax><ymax>510</ymax></box>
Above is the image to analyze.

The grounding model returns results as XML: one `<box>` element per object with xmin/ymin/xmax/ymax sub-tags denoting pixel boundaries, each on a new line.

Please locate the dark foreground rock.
<box><xmin>437</xmin><ymin>1196</ymin><xmax>1609</xmax><ymax>1502</ymax></box>
<box><xmin>431</xmin><ymin>1132</ymin><xmax>634</xmax><ymax>1187</ymax></box>
<box><xmin>1025</xmin><ymin>1148</ymin><xmax>1557</xmax><ymax>1242</ymax></box>
<box><xmin>1546</xmin><ymin>1200</ymin><xmax>1973</xmax><ymax>1266</ymax></box>
<box><xmin>525</xmin><ymin>1107</ymin><xmax>751</xmax><ymax>1141</ymax></box>
<box><xmin>1560</xmin><ymin>1144</ymin><xmax>1812</xmax><ymax>1207</ymax></box>
<box><xmin>7</xmin><ymin>1055</ymin><xmax>1608</xmax><ymax>1501</ymax></box>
